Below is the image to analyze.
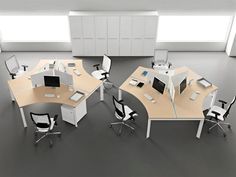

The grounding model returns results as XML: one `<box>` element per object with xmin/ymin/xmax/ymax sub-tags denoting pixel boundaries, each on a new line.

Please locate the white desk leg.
<box><xmin>210</xmin><ymin>90</ymin><xmax>218</xmax><ymax>108</ymax></box>
<box><xmin>196</xmin><ymin>120</ymin><xmax>204</xmax><ymax>139</ymax></box>
<box><xmin>146</xmin><ymin>119</ymin><xmax>152</xmax><ymax>139</ymax></box>
<box><xmin>100</xmin><ymin>83</ymin><xmax>104</xmax><ymax>101</ymax></box>
<box><xmin>20</xmin><ymin>107</ymin><xmax>27</xmax><ymax>128</ymax></box>
<box><xmin>118</xmin><ymin>89</ymin><xmax>122</xmax><ymax>101</ymax></box>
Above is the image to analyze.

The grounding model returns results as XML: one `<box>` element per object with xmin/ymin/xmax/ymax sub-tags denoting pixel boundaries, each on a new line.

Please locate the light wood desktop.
<box><xmin>119</xmin><ymin>66</ymin><xmax>218</xmax><ymax>139</ymax></box>
<box><xmin>8</xmin><ymin>59</ymin><xmax>103</xmax><ymax>128</ymax></box>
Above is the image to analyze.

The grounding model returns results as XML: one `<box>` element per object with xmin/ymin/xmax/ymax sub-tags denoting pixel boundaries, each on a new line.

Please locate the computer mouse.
<box><xmin>152</xmin><ymin>100</ymin><xmax>156</xmax><ymax>103</ymax></box>
<box><xmin>195</xmin><ymin>91</ymin><xmax>200</xmax><ymax>94</ymax></box>
<box><xmin>57</xmin><ymin>95</ymin><xmax>60</xmax><ymax>98</ymax></box>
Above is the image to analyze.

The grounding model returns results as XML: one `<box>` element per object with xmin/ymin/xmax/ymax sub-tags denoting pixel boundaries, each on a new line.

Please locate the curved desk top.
<box><xmin>8</xmin><ymin>60</ymin><xmax>102</xmax><ymax>108</ymax></box>
<box><xmin>120</xmin><ymin>66</ymin><xmax>218</xmax><ymax>120</ymax></box>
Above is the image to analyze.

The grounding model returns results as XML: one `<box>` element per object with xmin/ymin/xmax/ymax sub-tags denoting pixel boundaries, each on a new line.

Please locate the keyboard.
<box><xmin>44</xmin><ymin>93</ymin><xmax>56</xmax><ymax>98</ymax></box>
<box><xmin>144</xmin><ymin>93</ymin><xmax>153</xmax><ymax>101</ymax></box>
<box><xmin>190</xmin><ymin>92</ymin><xmax>199</xmax><ymax>101</ymax></box>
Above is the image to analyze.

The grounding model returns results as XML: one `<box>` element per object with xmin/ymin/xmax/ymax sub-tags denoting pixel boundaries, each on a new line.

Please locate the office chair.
<box><xmin>110</xmin><ymin>96</ymin><xmax>138</xmax><ymax>135</ymax></box>
<box><xmin>152</xmin><ymin>49</ymin><xmax>172</xmax><ymax>70</ymax></box>
<box><xmin>91</xmin><ymin>54</ymin><xmax>113</xmax><ymax>88</ymax></box>
<box><xmin>5</xmin><ymin>55</ymin><xmax>28</xmax><ymax>79</ymax></box>
<box><xmin>30</xmin><ymin>112</ymin><xmax>61</xmax><ymax>147</ymax></box>
<box><xmin>205</xmin><ymin>96</ymin><xmax>236</xmax><ymax>137</ymax></box>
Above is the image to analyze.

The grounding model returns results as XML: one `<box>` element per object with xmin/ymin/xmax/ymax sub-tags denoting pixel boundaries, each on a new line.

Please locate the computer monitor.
<box><xmin>152</xmin><ymin>77</ymin><xmax>166</xmax><ymax>94</ymax></box>
<box><xmin>44</xmin><ymin>76</ymin><xmax>60</xmax><ymax>88</ymax></box>
<box><xmin>180</xmin><ymin>77</ymin><xmax>187</xmax><ymax>94</ymax></box>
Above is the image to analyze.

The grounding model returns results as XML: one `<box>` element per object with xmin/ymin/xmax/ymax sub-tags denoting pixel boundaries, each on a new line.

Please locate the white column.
<box><xmin>118</xmin><ymin>89</ymin><xmax>122</xmax><ymax>101</ymax></box>
<box><xmin>20</xmin><ymin>107</ymin><xmax>27</xmax><ymax>128</ymax></box>
<box><xmin>146</xmin><ymin>119</ymin><xmax>152</xmax><ymax>139</ymax></box>
<box><xmin>226</xmin><ymin>15</ymin><xmax>236</xmax><ymax>56</ymax></box>
<box><xmin>100</xmin><ymin>83</ymin><xmax>104</xmax><ymax>101</ymax></box>
<box><xmin>196</xmin><ymin>120</ymin><xmax>204</xmax><ymax>139</ymax></box>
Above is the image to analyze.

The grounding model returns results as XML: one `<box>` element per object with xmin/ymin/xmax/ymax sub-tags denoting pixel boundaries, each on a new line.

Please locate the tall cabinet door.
<box><xmin>69</xmin><ymin>16</ymin><xmax>83</xmax><ymax>38</ymax></box>
<box><xmin>95</xmin><ymin>16</ymin><xmax>107</xmax><ymax>56</ymax></box>
<box><xmin>70</xmin><ymin>16</ymin><xmax>84</xmax><ymax>56</ymax></box>
<box><xmin>120</xmin><ymin>16</ymin><xmax>132</xmax><ymax>56</ymax></box>
<box><xmin>132</xmin><ymin>16</ymin><xmax>144</xmax><ymax>56</ymax></box>
<box><xmin>143</xmin><ymin>16</ymin><xmax>158</xmax><ymax>56</ymax></box>
<box><xmin>82</xmin><ymin>16</ymin><xmax>95</xmax><ymax>56</ymax></box>
<box><xmin>107</xmin><ymin>16</ymin><xmax>120</xmax><ymax>56</ymax></box>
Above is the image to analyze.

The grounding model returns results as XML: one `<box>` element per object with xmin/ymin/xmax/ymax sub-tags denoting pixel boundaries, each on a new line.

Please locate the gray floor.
<box><xmin>0</xmin><ymin>52</ymin><xmax>236</xmax><ymax>177</ymax></box>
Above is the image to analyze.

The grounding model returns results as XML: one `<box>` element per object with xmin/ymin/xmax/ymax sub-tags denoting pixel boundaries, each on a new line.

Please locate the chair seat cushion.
<box><xmin>36</xmin><ymin>118</ymin><xmax>55</xmax><ymax>132</ymax></box>
<box><xmin>91</xmin><ymin>70</ymin><xmax>109</xmax><ymax>80</ymax></box>
<box><xmin>207</xmin><ymin>106</ymin><xmax>226</xmax><ymax>121</ymax></box>
<box><xmin>115</xmin><ymin>105</ymin><xmax>136</xmax><ymax>121</ymax></box>
<box><xmin>14</xmin><ymin>70</ymin><xmax>26</xmax><ymax>78</ymax></box>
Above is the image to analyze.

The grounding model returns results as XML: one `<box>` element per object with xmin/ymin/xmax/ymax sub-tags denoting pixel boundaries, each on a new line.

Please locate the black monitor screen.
<box><xmin>44</xmin><ymin>76</ymin><xmax>60</xmax><ymax>87</ymax></box>
<box><xmin>152</xmin><ymin>77</ymin><xmax>166</xmax><ymax>94</ymax></box>
<box><xmin>180</xmin><ymin>77</ymin><xmax>187</xmax><ymax>94</ymax></box>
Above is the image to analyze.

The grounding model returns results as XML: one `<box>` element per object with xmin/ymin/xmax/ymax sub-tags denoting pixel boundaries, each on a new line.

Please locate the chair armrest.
<box><xmin>168</xmin><ymin>62</ymin><xmax>172</xmax><ymax>69</ymax></box>
<box><xmin>53</xmin><ymin>115</ymin><xmax>58</xmax><ymax>126</ymax></box>
<box><xmin>211</xmin><ymin>111</ymin><xmax>221</xmax><ymax>119</ymax></box>
<box><xmin>53</xmin><ymin>114</ymin><xmax>58</xmax><ymax>121</ymax></box>
<box><xmin>22</xmin><ymin>65</ymin><xmax>28</xmax><ymax>71</ymax></box>
<box><xmin>218</xmin><ymin>100</ymin><xmax>227</xmax><ymax>109</ymax></box>
<box><xmin>10</xmin><ymin>73</ymin><xmax>16</xmax><ymax>79</ymax></box>
<box><xmin>118</xmin><ymin>99</ymin><xmax>124</xmax><ymax>103</ymax></box>
<box><xmin>101</xmin><ymin>72</ymin><xmax>109</xmax><ymax>79</ymax></box>
<box><xmin>151</xmin><ymin>61</ymin><xmax>155</xmax><ymax>68</ymax></box>
<box><xmin>129</xmin><ymin>111</ymin><xmax>138</xmax><ymax>118</ymax></box>
<box><xmin>93</xmin><ymin>64</ymin><xmax>100</xmax><ymax>70</ymax></box>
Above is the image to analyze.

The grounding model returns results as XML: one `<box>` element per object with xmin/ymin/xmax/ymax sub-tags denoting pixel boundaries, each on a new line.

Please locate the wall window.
<box><xmin>0</xmin><ymin>16</ymin><xmax>70</xmax><ymax>42</ymax></box>
<box><xmin>157</xmin><ymin>16</ymin><xmax>232</xmax><ymax>42</ymax></box>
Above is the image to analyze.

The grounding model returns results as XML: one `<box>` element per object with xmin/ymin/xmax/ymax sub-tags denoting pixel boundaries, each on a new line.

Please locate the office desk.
<box><xmin>8</xmin><ymin>59</ymin><xmax>103</xmax><ymax>128</ymax></box>
<box><xmin>119</xmin><ymin>66</ymin><xmax>218</xmax><ymax>139</ymax></box>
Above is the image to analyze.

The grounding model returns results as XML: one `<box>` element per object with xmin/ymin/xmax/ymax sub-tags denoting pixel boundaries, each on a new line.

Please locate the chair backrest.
<box><xmin>224</xmin><ymin>96</ymin><xmax>236</xmax><ymax>118</ymax></box>
<box><xmin>154</xmin><ymin>49</ymin><xmax>168</xmax><ymax>64</ymax></box>
<box><xmin>102</xmin><ymin>55</ymin><xmax>111</xmax><ymax>73</ymax></box>
<box><xmin>112</xmin><ymin>96</ymin><xmax>125</xmax><ymax>119</ymax></box>
<box><xmin>30</xmin><ymin>112</ymin><xmax>51</xmax><ymax>128</ymax></box>
<box><xmin>5</xmin><ymin>55</ymin><xmax>20</xmax><ymax>74</ymax></box>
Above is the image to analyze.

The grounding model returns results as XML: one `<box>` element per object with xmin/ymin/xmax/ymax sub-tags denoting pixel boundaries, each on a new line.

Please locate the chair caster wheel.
<box><xmin>223</xmin><ymin>133</ymin><xmax>226</xmax><ymax>137</ymax></box>
<box><xmin>109</xmin><ymin>125</ymin><xmax>112</xmax><ymax>128</ymax></box>
<box><xmin>228</xmin><ymin>125</ymin><xmax>231</xmax><ymax>129</ymax></box>
<box><xmin>58</xmin><ymin>134</ymin><xmax>62</xmax><ymax>138</ymax></box>
<box><xmin>207</xmin><ymin>130</ymin><xmax>210</xmax><ymax>134</ymax></box>
<box><xmin>34</xmin><ymin>143</ymin><xmax>38</xmax><ymax>147</ymax></box>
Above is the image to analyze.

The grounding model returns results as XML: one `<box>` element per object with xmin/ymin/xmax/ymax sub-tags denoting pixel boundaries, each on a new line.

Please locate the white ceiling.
<box><xmin>0</xmin><ymin>0</ymin><xmax>235</xmax><ymax>14</ymax></box>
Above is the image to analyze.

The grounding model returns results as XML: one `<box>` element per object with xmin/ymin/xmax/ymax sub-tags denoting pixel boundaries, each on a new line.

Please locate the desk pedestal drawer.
<box><xmin>61</xmin><ymin>99</ymin><xmax>87</xmax><ymax>126</ymax></box>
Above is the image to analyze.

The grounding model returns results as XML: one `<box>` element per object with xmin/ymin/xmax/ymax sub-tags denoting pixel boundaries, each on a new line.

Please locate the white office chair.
<box><xmin>92</xmin><ymin>54</ymin><xmax>111</xmax><ymax>80</ymax></box>
<box><xmin>5</xmin><ymin>55</ymin><xmax>28</xmax><ymax>79</ymax></box>
<box><xmin>30</xmin><ymin>112</ymin><xmax>61</xmax><ymax>147</ymax></box>
<box><xmin>152</xmin><ymin>49</ymin><xmax>172</xmax><ymax>70</ymax></box>
<box><xmin>206</xmin><ymin>96</ymin><xmax>236</xmax><ymax>137</ymax></box>
<box><xmin>110</xmin><ymin>96</ymin><xmax>138</xmax><ymax>135</ymax></box>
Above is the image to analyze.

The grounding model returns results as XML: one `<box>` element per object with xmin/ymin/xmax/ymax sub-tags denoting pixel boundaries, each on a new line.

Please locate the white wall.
<box><xmin>157</xmin><ymin>42</ymin><xmax>226</xmax><ymax>51</ymax></box>
<box><xmin>1</xmin><ymin>42</ymin><xmax>71</xmax><ymax>51</ymax></box>
<box><xmin>1</xmin><ymin>41</ymin><xmax>227</xmax><ymax>52</ymax></box>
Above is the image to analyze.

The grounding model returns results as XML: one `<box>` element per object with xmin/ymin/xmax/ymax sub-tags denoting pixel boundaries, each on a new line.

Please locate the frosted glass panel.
<box><xmin>0</xmin><ymin>16</ymin><xmax>70</xmax><ymax>42</ymax></box>
<box><xmin>157</xmin><ymin>16</ymin><xmax>232</xmax><ymax>42</ymax></box>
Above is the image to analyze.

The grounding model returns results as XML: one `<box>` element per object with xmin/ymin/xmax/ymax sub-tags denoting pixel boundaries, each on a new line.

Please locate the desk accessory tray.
<box><xmin>197</xmin><ymin>78</ymin><xmax>212</xmax><ymax>88</ymax></box>
<box><xmin>69</xmin><ymin>91</ymin><xmax>85</xmax><ymax>102</ymax></box>
<box><xmin>68</xmin><ymin>63</ymin><xmax>76</xmax><ymax>67</ymax></box>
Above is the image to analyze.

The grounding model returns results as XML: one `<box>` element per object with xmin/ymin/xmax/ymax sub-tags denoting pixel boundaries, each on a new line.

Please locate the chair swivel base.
<box><xmin>110</xmin><ymin>121</ymin><xmax>135</xmax><ymax>135</ymax></box>
<box><xmin>34</xmin><ymin>131</ymin><xmax>62</xmax><ymax>147</ymax></box>
<box><xmin>205</xmin><ymin>119</ymin><xmax>231</xmax><ymax>137</ymax></box>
